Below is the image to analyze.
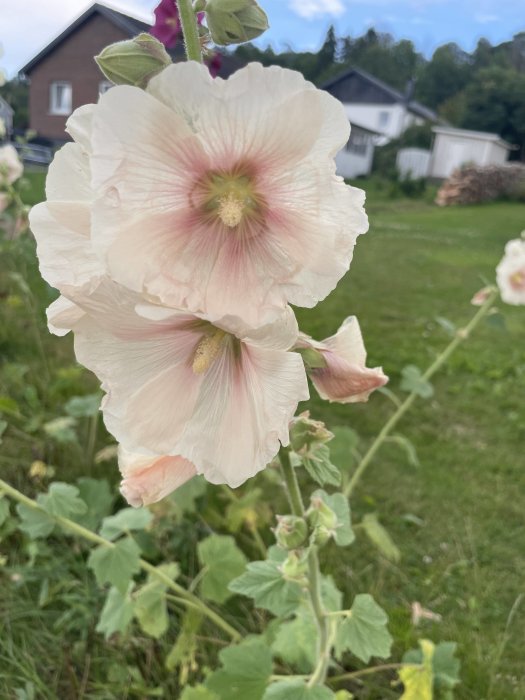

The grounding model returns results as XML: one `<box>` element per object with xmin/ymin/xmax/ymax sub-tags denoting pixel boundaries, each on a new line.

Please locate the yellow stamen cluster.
<box><xmin>192</xmin><ymin>328</ymin><xmax>226</xmax><ymax>374</ymax></box>
<box><xmin>217</xmin><ymin>191</ymin><xmax>245</xmax><ymax>228</ymax></box>
<box><xmin>510</xmin><ymin>269</ymin><xmax>525</xmax><ymax>289</ymax></box>
<box><xmin>197</xmin><ymin>168</ymin><xmax>264</xmax><ymax>231</ymax></box>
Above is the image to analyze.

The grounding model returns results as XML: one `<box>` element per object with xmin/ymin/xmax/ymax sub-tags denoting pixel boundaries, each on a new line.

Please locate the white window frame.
<box><xmin>49</xmin><ymin>81</ymin><xmax>72</xmax><ymax>116</ymax></box>
<box><xmin>99</xmin><ymin>80</ymin><xmax>113</xmax><ymax>95</ymax></box>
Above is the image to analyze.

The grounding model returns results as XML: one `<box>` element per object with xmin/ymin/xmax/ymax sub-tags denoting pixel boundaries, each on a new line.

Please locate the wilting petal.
<box><xmin>496</xmin><ymin>238</ymin><xmax>525</xmax><ymax>306</ymax></box>
<box><xmin>300</xmin><ymin>316</ymin><xmax>388</xmax><ymax>403</ymax></box>
<box><xmin>118</xmin><ymin>446</ymin><xmax>197</xmax><ymax>507</ymax></box>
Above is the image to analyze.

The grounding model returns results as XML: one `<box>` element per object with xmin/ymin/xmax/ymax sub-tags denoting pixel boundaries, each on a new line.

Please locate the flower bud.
<box><xmin>290</xmin><ymin>413</ymin><xmax>333</xmax><ymax>453</ymax></box>
<box><xmin>280</xmin><ymin>550</ymin><xmax>308</xmax><ymax>584</ymax></box>
<box><xmin>274</xmin><ymin>515</ymin><xmax>308</xmax><ymax>550</ymax></box>
<box><xmin>307</xmin><ymin>496</ymin><xmax>338</xmax><ymax>533</ymax></box>
<box><xmin>95</xmin><ymin>33</ymin><xmax>171</xmax><ymax>89</ymax></box>
<box><xmin>205</xmin><ymin>0</ymin><xmax>269</xmax><ymax>45</ymax></box>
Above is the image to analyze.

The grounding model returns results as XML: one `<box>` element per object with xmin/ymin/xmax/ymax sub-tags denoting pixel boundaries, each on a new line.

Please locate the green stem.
<box><xmin>344</xmin><ymin>288</ymin><xmax>499</xmax><ymax>498</ymax></box>
<box><xmin>176</xmin><ymin>0</ymin><xmax>203</xmax><ymax>63</ymax></box>
<box><xmin>329</xmin><ymin>662</ymin><xmax>407</xmax><ymax>684</ymax></box>
<box><xmin>279</xmin><ymin>449</ymin><xmax>330</xmax><ymax>686</ymax></box>
<box><xmin>0</xmin><ymin>478</ymin><xmax>240</xmax><ymax>641</ymax></box>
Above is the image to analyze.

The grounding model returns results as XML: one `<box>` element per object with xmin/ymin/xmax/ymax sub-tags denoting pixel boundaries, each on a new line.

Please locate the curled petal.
<box><xmin>119</xmin><ymin>446</ymin><xmax>197</xmax><ymax>507</ymax></box>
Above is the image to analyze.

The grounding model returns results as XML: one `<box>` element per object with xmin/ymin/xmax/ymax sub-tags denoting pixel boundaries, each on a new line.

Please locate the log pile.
<box><xmin>435</xmin><ymin>164</ymin><xmax>525</xmax><ymax>206</ymax></box>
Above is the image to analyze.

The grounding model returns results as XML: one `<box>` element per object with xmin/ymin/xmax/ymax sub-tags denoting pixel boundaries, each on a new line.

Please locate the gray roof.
<box><xmin>322</xmin><ymin>66</ymin><xmax>438</xmax><ymax>122</ymax></box>
<box><xmin>20</xmin><ymin>3</ymin><xmax>152</xmax><ymax>75</ymax></box>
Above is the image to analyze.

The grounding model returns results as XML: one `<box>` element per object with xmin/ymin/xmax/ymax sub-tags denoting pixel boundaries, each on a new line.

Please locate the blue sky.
<box><xmin>2</xmin><ymin>0</ymin><xmax>525</xmax><ymax>77</ymax></box>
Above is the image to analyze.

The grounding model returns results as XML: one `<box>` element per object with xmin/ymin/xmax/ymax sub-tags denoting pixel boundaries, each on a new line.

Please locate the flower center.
<box><xmin>217</xmin><ymin>191</ymin><xmax>245</xmax><ymax>228</ymax></box>
<box><xmin>509</xmin><ymin>269</ymin><xmax>525</xmax><ymax>290</ymax></box>
<box><xmin>192</xmin><ymin>327</ymin><xmax>227</xmax><ymax>374</ymax></box>
<box><xmin>196</xmin><ymin>168</ymin><xmax>264</xmax><ymax>231</ymax></box>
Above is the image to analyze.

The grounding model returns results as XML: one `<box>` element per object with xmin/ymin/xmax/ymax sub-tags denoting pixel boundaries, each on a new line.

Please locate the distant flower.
<box><xmin>0</xmin><ymin>144</ymin><xmax>23</xmax><ymax>184</ymax></box>
<box><xmin>119</xmin><ymin>447</ymin><xmax>197</xmax><ymax>506</ymax></box>
<box><xmin>297</xmin><ymin>316</ymin><xmax>388</xmax><ymax>403</ymax></box>
<box><xmin>61</xmin><ymin>62</ymin><xmax>366</xmax><ymax>327</ymax></box>
<box><xmin>470</xmin><ymin>285</ymin><xmax>493</xmax><ymax>307</ymax></box>
<box><xmin>150</xmin><ymin>0</ymin><xmax>181</xmax><ymax>49</ymax></box>
<box><xmin>496</xmin><ymin>237</ymin><xmax>525</xmax><ymax>306</ymax></box>
<box><xmin>59</xmin><ymin>281</ymin><xmax>308</xmax><ymax>488</ymax></box>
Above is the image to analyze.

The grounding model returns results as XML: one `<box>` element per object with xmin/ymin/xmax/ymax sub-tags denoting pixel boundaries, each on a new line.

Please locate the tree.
<box><xmin>415</xmin><ymin>43</ymin><xmax>471</xmax><ymax>109</ymax></box>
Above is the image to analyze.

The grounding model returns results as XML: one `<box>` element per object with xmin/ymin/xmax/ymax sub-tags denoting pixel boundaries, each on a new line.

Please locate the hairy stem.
<box><xmin>279</xmin><ymin>449</ymin><xmax>330</xmax><ymax>686</ymax></box>
<box><xmin>176</xmin><ymin>0</ymin><xmax>203</xmax><ymax>63</ymax></box>
<box><xmin>329</xmin><ymin>662</ymin><xmax>407</xmax><ymax>684</ymax></box>
<box><xmin>0</xmin><ymin>478</ymin><xmax>240</xmax><ymax>641</ymax></box>
<box><xmin>344</xmin><ymin>288</ymin><xmax>499</xmax><ymax>498</ymax></box>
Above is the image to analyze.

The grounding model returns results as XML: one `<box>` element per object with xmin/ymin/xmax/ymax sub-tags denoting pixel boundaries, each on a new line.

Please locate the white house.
<box><xmin>429</xmin><ymin>127</ymin><xmax>514</xmax><ymax>179</ymax></box>
<box><xmin>323</xmin><ymin>67</ymin><xmax>438</xmax><ymax>142</ymax></box>
<box><xmin>335</xmin><ymin>121</ymin><xmax>379</xmax><ymax>179</ymax></box>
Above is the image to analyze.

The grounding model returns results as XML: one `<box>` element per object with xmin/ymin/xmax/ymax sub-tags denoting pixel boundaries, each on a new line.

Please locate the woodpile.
<box><xmin>435</xmin><ymin>164</ymin><xmax>525</xmax><ymax>206</ymax></box>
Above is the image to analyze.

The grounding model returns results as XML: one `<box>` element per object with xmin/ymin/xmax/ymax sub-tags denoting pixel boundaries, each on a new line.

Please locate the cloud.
<box><xmin>475</xmin><ymin>13</ymin><xmax>499</xmax><ymax>23</ymax></box>
<box><xmin>289</xmin><ymin>0</ymin><xmax>346</xmax><ymax>20</ymax></box>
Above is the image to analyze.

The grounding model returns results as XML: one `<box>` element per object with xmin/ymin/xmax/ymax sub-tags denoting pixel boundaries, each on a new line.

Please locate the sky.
<box><xmin>1</xmin><ymin>0</ymin><xmax>525</xmax><ymax>77</ymax></box>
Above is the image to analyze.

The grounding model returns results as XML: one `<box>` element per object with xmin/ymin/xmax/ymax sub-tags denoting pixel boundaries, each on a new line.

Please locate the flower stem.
<box><xmin>0</xmin><ymin>478</ymin><xmax>240</xmax><ymax>641</ymax></box>
<box><xmin>176</xmin><ymin>0</ymin><xmax>203</xmax><ymax>63</ymax></box>
<box><xmin>329</xmin><ymin>662</ymin><xmax>407</xmax><ymax>684</ymax></box>
<box><xmin>344</xmin><ymin>288</ymin><xmax>499</xmax><ymax>498</ymax></box>
<box><xmin>279</xmin><ymin>448</ymin><xmax>330</xmax><ymax>686</ymax></box>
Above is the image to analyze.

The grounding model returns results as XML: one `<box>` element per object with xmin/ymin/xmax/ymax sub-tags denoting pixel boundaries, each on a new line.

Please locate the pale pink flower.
<box><xmin>297</xmin><ymin>316</ymin><xmax>388</xmax><ymax>403</ymax></box>
<box><xmin>470</xmin><ymin>286</ymin><xmax>493</xmax><ymax>307</ymax></box>
<box><xmin>118</xmin><ymin>446</ymin><xmax>197</xmax><ymax>507</ymax></box>
<box><xmin>52</xmin><ymin>62</ymin><xmax>368</xmax><ymax>327</ymax></box>
<box><xmin>496</xmin><ymin>238</ymin><xmax>525</xmax><ymax>306</ymax></box>
<box><xmin>59</xmin><ymin>280</ymin><xmax>308</xmax><ymax>487</ymax></box>
<box><xmin>0</xmin><ymin>144</ymin><xmax>23</xmax><ymax>184</ymax></box>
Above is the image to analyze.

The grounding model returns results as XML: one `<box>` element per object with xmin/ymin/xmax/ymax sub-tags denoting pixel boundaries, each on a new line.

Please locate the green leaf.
<box><xmin>335</xmin><ymin>594</ymin><xmax>392</xmax><ymax>663</ymax></box>
<box><xmin>403</xmin><ymin>640</ymin><xmax>460</xmax><ymax>694</ymax></box>
<box><xmin>165</xmin><ymin>608</ymin><xmax>203</xmax><ymax>672</ymax></box>
<box><xmin>361</xmin><ymin>513</ymin><xmax>401</xmax><ymax>563</ymax></box>
<box><xmin>133</xmin><ymin>564</ymin><xmax>178</xmax><ymax>639</ymax></box>
<box><xmin>76</xmin><ymin>477</ymin><xmax>114</xmax><ymax>530</ymax></box>
<box><xmin>99</xmin><ymin>506</ymin><xmax>153</xmax><ymax>541</ymax></box>
<box><xmin>96</xmin><ymin>584</ymin><xmax>134</xmax><ymax>639</ymax></box>
<box><xmin>229</xmin><ymin>547</ymin><xmax>303</xmax><ymax>616</ymax></box>
<box><xmin>197</xmin><ymin>534</ymin><xmax>248</xmax><ymax>604</ymax></box>
<box><xmin>225</xmin><ymin>488</ymin><xmax>270</xmax><ymax>533</ymax></box>
<box><xmin>169</xmin><ymin>475</ymin><xmax>207</xmax><ymax>514</ymax></box>
<box><xmin>328</xmin><ymin>426</ymin><xmax>360</xmax><ymax>474</ymax></box>
<box><xmin>385</xmin><ymin>434</ymin><xmax>420</xmax><ymax>467</ymax></box>
<box><xmin>435</xmin><ymin>316</ymin><xmax>456</xmax><ymax>336</ymax></box>
<box><xmin>206</xmin><ymin>637</ymin><xmax>273</xmax><ymax>700</ymax></box>
<box><xmin>0</xmin><ymin>396</ymin><xmax>20</xmax><ymax>417</ymax></box>
<box><xmin>0</xmin><ymin>419</ymin><xmax>8</xmax><ymax>444</ymax></box>
<box><xmin>399</xmin><ymin>639</ymin><xmax>434</xmax><ymax>700</ymax></box>
<box><xmin>43</xmin><ymin>416</ymin><xmax>78</xmax><ymax>443</ymax></box>
<box><xmin>263</xmin><ymin>680</ymin><xmax>335</xmax><ymax>700</ymax></box>
<box><xmin>311</xmin><ymin>490</ymin><xmax>354</xmax><ymax>547</ymax></box>
<box><xmin>16</xmin><ymin>502</ymin><xmax>55</xmax><ymax>539</ymax></box>
<box><xmin>64</xmin><ymin>393</ymin><xmax>101</xmax><ymax>418</ymax></box>
<box><xmin>88</xmin><ymin>537</ymin><xmax>141</xmax><ymax>594</ymax></box>
<box><xmin>40</xmin><ymin>482</ymin><xmax>87</xmax><ymax>520</ymax></box>
<box><xmin>400</xmin><ymin>365</ymin><xmax>434</xmax><ymax>399</ymax></box>
<box><xmin>180</xmin><ymin>688</ymin><xmax>219</xmax><ymax>700</ymax></box>
<box><xmin>0</xmin><ymin>496</ymin><xmax>10</xmax><ymax>527</ymax></box>
<box><xmin>301</xmin><ymin>444</ymin><xmax>341</xmax><ymax>487</ymax></box>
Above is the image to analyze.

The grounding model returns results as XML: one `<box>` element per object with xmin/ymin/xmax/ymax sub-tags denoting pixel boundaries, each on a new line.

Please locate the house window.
<box><xmin>99</xmin><ymin>80</ymin><xmax>113</xmax><ymax>94</ymax></box>
<box><xmin>346</xmin><ymin>130</ymin><xmax>369</xmax><ymax>156</ymax></box>
<box><xmin>49</xmin><ymin>82</ymin><xmax>72</xmax><ymax>115</ymax></box>
<box><xmin>378</xmin><ymin>111</ymin><xmax>390</xmax><ymax>128</ymax></box>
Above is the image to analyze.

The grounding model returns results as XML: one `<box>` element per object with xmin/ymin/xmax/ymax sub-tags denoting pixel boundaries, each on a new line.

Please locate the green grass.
<box><xmin>1</xmin><ymin>173</ymin><xmax>524</xmax><ymax>698</ymax></box>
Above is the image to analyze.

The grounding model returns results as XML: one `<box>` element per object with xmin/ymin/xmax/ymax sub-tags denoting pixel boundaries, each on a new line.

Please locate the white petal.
<box><xmin>46</xmin><ymin>295</ymin><xmax>85</xmax><ymax>336</ymax></box>
<box><xmin>45</xmin><ymin>143</ymin><xmax>92</xmax><ymax>202</ymax></box>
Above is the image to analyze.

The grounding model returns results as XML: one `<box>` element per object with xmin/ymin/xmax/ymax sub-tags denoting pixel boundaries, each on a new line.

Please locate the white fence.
<box><xmin>396</xmin><ymin>148</ymin><xmax>430</xmax><ymax>180</ymax></box>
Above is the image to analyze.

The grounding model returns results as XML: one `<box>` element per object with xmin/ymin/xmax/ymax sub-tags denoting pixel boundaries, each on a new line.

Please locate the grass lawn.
<box><xmin>1</xmin><ymin>172</ymin><xmax>524</xmax><ymax>698</ymax></box>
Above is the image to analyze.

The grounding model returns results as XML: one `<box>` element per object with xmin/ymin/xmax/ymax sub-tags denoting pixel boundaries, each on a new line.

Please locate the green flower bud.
<box><xmin>205</xmin><ymin>0</ymin><xmax>269</xmax><ymax>46</ymax></box>
<box><xmin>310</xmin><ymin>524</ymin><xmax>332</xmax><ymax>547</ymax></box>
<box><xmin>280</xmin><ymin>550</ymin><xmax>308</xmax><ymax>584</ymax></box>
<box><xmin>290</xmin><ymin>413</ymin><xmax>333</xmax><ymax>453</ymax></box>
<box><xmin>95</xmin><ymin>33</ymin><xmax>171</xmax><ymax>89</ymax></box>
<box><xmin>274</xmin><ymin>515</ymin><xmax>309</xmax><ymax>550</ymax></box>
<box><xmin>307</xmin><ymin>496</ymin><xmax>338</xmax><ymax>532</ymax></box>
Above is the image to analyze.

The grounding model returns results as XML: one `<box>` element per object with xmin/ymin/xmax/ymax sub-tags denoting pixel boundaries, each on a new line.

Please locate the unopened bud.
<box><xmin>280</xmin><ymin>550</ymin><xmax>308</xmax><ymax>583</ymax></box>
<box><xmin>274</xmin><ymin>515</ymin><xmax>308</xmax><ymax>550</ymax></box>
<box><xmin>290</xmin><ymin>413</ymin><xmax>333</xmax><ymax>453</ymax></box>
<box><xmin>95</xmin><ymin>33</ymin><xmax>171</xmax><ymax>89</ymax></box>
<box><xmin>205</xmin><ymin>0</ymin><xmax>268</xmax><ymax>45</ymax></box>
<box><xmin>308</xmin><ymin>496</ymin><xmax>338</xmax><ymax>532</ymax></box>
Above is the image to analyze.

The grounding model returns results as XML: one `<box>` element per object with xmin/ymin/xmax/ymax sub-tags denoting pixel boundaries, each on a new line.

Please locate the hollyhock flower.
<box><xmin>54</xmin><ymin>62</ymin><xmax>367</xmax><ymax>327</ymax></box>
<box><xmin>296</xmin><ymin>316</ymin><xmax>388</xmax><ymax>403</ymax></box>
<box><xmin>150</xmin><ymin>0</ymin><xmax>181</xmax><ymax>49</ymax></box>
<box><xmin>56</xmin><ymin>280</ymin><xmax>308</xmax><ymax>488</ymax></box>
<box><xmin>496</xmin><ymin>237</ymin><xmax>525</xmax><ymax>306</ymax></box>
<box><xmin>0</xmin><ymin>144</ymin><xmax>23</xmax><ymax>184</ymax></box>
<box><xmin>119</xmin><ymin>447</ymin><xmax>197</xmax><ymax>506</ymax></box>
